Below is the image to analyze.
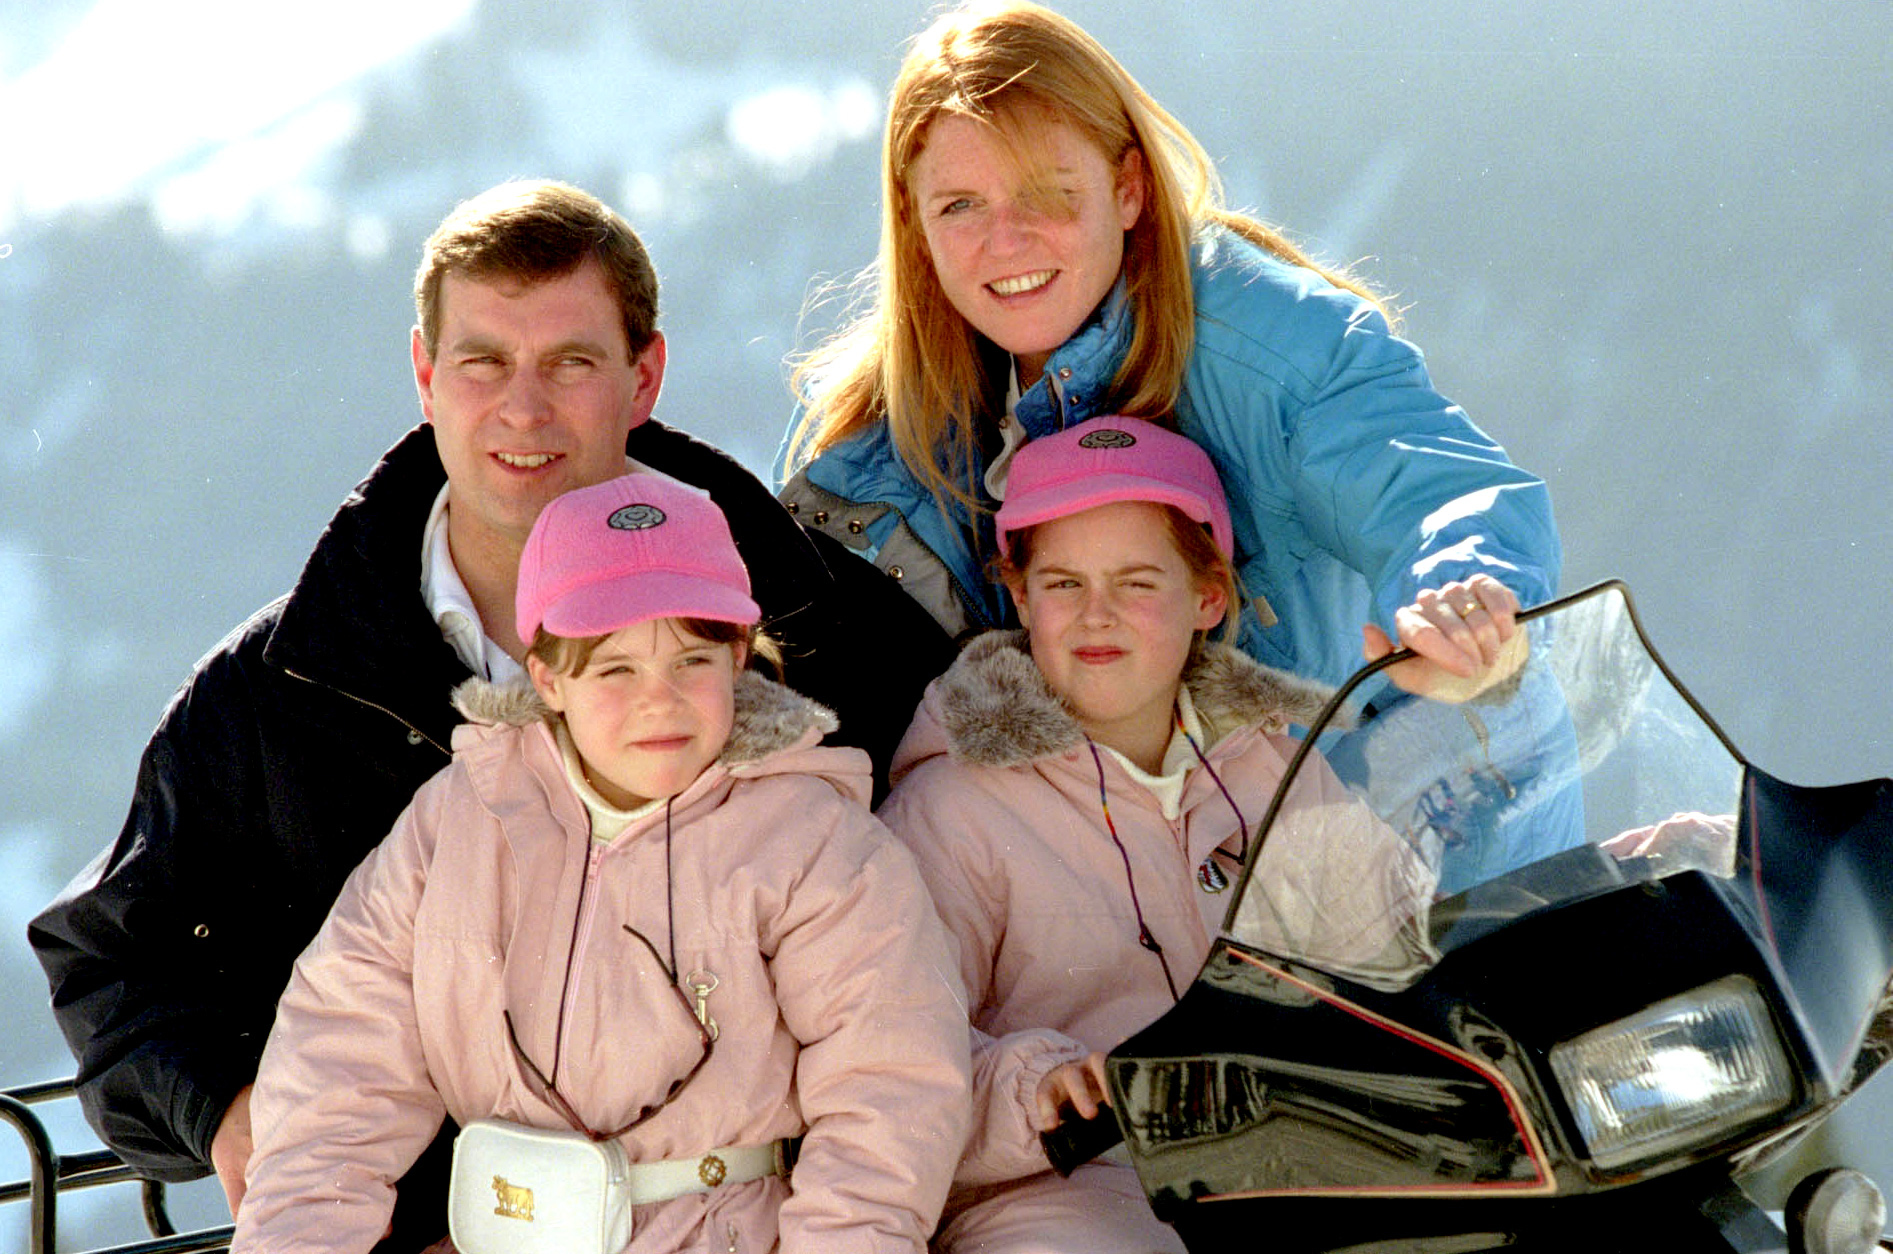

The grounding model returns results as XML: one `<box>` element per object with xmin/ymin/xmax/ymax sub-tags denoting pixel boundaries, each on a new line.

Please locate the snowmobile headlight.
<box><xmin>1549</xmin><ymin>975</ymin><xmax>1796</xmax><ymax>1171</ymax></box>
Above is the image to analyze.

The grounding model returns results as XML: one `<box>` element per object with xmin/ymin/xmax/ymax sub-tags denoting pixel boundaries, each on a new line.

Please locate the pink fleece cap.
<box><xmin>515</xmin><ymin>473</ymin><xmax>760</xmax><ymax>641</ymax></box>
<box><xmin>994</xmin><ymin>417</ymin><xmax>1234</xmax><ymax>558</ymax></box>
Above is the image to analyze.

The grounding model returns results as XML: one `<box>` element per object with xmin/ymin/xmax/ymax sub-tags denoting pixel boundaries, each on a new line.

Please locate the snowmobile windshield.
<box><xmin>1222</xmin><ymin>581</ymin><xmax>1747</xmax><ymax>992</ymax></box>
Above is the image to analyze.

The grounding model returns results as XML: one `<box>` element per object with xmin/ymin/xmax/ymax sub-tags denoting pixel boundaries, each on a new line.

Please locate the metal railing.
<box><xmin>1</xmin><ymin>1078</ymin><xmax>232</xmax><ymax>1254</ymax></box>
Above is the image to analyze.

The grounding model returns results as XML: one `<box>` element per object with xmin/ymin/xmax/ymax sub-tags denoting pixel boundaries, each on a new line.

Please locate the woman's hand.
<box><xmin>1364</xmin><ymin>575</ymin><xmax>1527</xmax><ymax>702</ymax></box>
<box><xmin>1034</xmin><ymin>1051</ymin><xmax>1112</xmax><ymax>1132</ymax></box>
<box><xmin>1601</xmin><ymin>811</ymin><xmax>1739</xmax><ymax>878</ymax></box>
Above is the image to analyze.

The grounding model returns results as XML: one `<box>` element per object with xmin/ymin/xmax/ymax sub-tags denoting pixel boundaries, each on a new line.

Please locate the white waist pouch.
<box><xmin>448</xmin><ymin>1119</ymin><xmax>633</xmax><ymax>1254</ymax></box>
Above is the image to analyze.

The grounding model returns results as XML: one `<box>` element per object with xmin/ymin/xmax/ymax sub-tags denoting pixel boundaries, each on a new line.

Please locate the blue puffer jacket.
<box><xmin>779</xmin><ymin>226</ymin><xmax>1560</xmax><ymax>688</ymax></box>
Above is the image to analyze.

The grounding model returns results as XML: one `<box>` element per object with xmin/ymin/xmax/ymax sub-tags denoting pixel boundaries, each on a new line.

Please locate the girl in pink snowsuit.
<box><xmin>235</xmin><ymin>473</ymin><xmax>970</xmax><ymax>1254</ymax></box>
<box><xmin>879</xmin><ymin>418</ymin><xmax>1436</xmax><ymax>1254</ymax></box>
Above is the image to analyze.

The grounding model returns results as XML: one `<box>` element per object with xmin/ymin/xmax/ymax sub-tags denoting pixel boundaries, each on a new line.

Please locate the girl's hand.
<box><xmin>1364</xmin><ymin>575</ymin><xmax>1526</xmax><ymax>702</ymax></box>
<box><xmin>1034</xmin><ymin>1051</ymin><xmax>1112</xmax><ymax>1132</ymax></box>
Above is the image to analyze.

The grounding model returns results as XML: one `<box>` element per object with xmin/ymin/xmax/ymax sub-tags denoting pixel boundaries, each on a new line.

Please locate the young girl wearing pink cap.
<box><xmin>878</xmin><ymin>417</ymin><xmax>1436</xmax><ymax>1254</ymax></box>
<box><xmin>233</xmin><ymin>473</ymin><xmax>970</xmax><ymax>1254</ymax></box>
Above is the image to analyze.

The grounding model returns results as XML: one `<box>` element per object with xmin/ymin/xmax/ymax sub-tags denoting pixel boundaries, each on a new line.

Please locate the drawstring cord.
<box><xmin>663</xmin><ymin>797</ymin><xmax>676</xmax><ymax>977</ymax></box>
<box><xmin>1178</xmin><ymin>711</ymin><xmax>1251</xmax><ymax>871</ymax></box>
<box><xmin>1086</xmin><ymin>738</ymin><xmax>1180</xmax><ymax>1001</ymax></box>
<box><xmin>1083</xmin><ymin>706</ymin><xmax>1256</xmax><ymax>1004</ymax></box>
<box><xmin>549</xmin><ymin>797</ymin><xmax>680</xmax><ymax>1088</ymax></box>
<box><xmin>617</xmin><ymin>797</ymin><xmax>680</xmax><ymax>981</ymax></box>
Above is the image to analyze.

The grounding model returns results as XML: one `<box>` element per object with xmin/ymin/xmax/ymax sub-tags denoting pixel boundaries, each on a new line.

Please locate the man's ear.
<box><xmin>628</xmin><ymin>332</ymin><xmax>667</xmax><ymax>426</ymax></box>
<box><xmin>411</xmin><ymin>327</ymin><xmax>436</xmax><ymax>423</ymax></box>
<box><xmin>525</xmin><ymin>653</ymin><xmax>566</xmax><ymax>713</ymax></box>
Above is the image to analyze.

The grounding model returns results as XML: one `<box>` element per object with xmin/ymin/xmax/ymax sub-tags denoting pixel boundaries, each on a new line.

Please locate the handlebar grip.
<box><xmin>1038</xmin><ymin>1104</ymin><xmax>1123</xmax><ymax>1178</ymax></box>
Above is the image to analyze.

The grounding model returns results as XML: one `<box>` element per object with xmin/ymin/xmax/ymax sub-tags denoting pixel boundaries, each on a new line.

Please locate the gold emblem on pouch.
<box><xmin>492</xmin><ymin>1175</ymin><xmax>535</xmax><ymax>1221</ymax></box>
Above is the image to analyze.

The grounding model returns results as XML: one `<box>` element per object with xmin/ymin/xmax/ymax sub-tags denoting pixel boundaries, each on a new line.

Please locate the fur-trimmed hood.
<box><xmin>450</xmin><ymin>669</ymin><xmax>840</xmax><ymax>767</ymax></box>
<box><xmin>893</xmin><ymin>630</ymin><xmax>1339</xmax><ymax>775</ymax></box>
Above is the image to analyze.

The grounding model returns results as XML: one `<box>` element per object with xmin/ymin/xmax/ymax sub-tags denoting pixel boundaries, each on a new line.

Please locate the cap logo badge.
<box><xmin>1078</xmin><ymin>428</ymin><xmax>1136</xmax><ymax>450</ymax></box>
<box><xmin>607</xmin><ymin>504</ymin><xmax>666</xmax><ymax>531</ymax></box>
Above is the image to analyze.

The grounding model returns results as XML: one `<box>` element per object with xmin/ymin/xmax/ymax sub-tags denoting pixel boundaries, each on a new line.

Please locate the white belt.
<box><xmin>621</xmin><ymin>1140</ymin><xmax>791</xmax><ymax>1206</ymax></box>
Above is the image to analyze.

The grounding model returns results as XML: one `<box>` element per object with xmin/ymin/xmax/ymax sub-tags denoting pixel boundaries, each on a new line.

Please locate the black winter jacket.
<box><xmin>28</xmin><ymin>420</ymin><xmax>952</xmax><ymax>1249</ymax></box>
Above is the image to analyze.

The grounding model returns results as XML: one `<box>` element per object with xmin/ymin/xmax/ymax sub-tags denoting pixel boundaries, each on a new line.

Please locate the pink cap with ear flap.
<box><xmin>515</xmin><ymin>473</ymin><xmax>760</xmax><ymax>642</ymax></box>
<box><xmin>994</xmin><ymin>416</ymin><xmax>1233</xmax><ymax>557</ymax></box>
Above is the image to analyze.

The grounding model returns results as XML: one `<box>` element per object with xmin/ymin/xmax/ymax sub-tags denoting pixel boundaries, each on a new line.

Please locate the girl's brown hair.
<box><xmin>528</xmin><ymin>619</ymin><xmax>784</xmax><ymax>681</ymax></box>
<box><xmin>785</xmin><ymin>0</ymin><xmax>1391</xmax><ymax>515</ymax></box>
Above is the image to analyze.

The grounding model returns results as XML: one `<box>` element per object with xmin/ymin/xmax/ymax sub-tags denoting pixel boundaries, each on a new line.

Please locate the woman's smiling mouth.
<box><xmin>988</xmin><ymin>269</ymin><xmax>1056</xmax><ymax>297</ymax></box>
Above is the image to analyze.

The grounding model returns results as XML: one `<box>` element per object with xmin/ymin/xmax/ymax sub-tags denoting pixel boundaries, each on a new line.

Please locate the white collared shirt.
<box><xmin>983</xmin><ymin>365</ymin><xmax>1033</xmax><ymax>501</ymax></box>
<box><xmin>419</xmin><ymin>485</ymin><xmax>527</xmax><ymax>685</ymax></box>
<box><xmin>1097</xmin><ymin>686</ymin><xmax>1210</xmax><ymax>822</ymax></box>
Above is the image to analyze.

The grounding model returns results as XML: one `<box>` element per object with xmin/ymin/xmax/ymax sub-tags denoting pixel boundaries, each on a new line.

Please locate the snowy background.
<box><xmin>3</xmin><ymin>0</ymin><xmax>1889</xmax><ymax>1246</ymax></box>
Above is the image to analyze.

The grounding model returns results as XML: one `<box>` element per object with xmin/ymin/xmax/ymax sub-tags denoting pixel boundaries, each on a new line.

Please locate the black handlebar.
<box><xmin>1038</xmin><ymin>1103</ymin><xmax>1124</xmax><ymax>1177</ymax></box>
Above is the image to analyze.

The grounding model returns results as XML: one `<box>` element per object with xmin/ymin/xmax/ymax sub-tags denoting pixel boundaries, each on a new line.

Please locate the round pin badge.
<box><xmin>607</xmin><ymin>503</ymin><xmax>666</xmax><ymax>530</ymax></box>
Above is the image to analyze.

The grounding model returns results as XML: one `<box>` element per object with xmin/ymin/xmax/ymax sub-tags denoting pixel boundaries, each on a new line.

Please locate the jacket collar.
<box><xmin>923</xmin><ymin>630</ymin><xmax>1336</xmax><ymax>770</ymax></box>
<box><xmin>450</xmin><ymin>670</ymin><xmax>840</xmax><ymax>768</ymax></box>
<box><xmin>1011</xmin><ymin>276</ymin><xmax>1134</xmax><ymax>439</ymax></box>
<box><xmin>262</xmin><ymin>424</ymin><xmax>472</xmax><ymax>751</ymax></box>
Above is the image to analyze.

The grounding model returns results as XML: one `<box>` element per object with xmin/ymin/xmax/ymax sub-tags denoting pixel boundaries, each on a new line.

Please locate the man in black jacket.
<box><xmin>28</xmin><ymin>179</ymin><xmax>952</xmax><ymax>1251</ymax></box>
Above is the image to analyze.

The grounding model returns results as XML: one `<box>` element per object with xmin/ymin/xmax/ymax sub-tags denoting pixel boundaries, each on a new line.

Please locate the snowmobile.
<box><xmin>1048</xmin><ymin>580</ymin><xmax>1893</xmax><ymax>1254</ymax></box>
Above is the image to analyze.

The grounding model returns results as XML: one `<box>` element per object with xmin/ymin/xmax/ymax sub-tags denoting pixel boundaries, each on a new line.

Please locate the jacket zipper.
<box><xmin>280</xmin><ymin>666</ymin><xmax>452</xmax><ymax>757</ymax></box>
<box><xmin>553</xmin><ymin>842</ymin><xmax>609</xmax><ymax>1092</ymax></box>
